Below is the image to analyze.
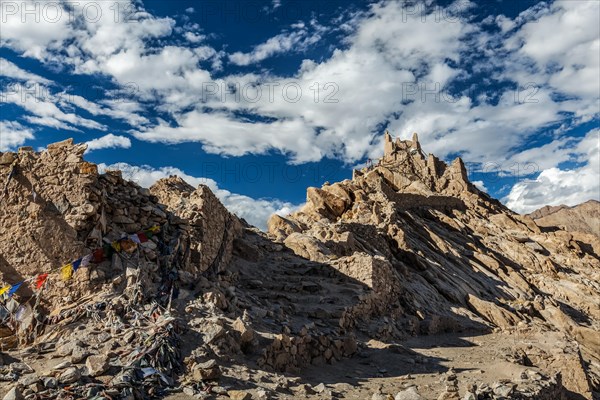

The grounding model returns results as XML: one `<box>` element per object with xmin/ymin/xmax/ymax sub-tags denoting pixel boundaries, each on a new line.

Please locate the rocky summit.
<box><xmin>1</xmin><ymin>136</ymin><xmax>599</xmax><ymax>400</ymax></box>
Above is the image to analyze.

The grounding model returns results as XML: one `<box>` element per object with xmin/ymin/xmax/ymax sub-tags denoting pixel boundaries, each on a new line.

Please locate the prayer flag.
<box><xmin>112</xmin><ymin>241</ymin><xmax>121</xmax><ymax>252</ymax></box>
<box><xmin>7</xmin><ymin>282</ymin><xmax>23</xmax><ymax>296</ymax></box>
<box><xmin>72</xmin><ymin>258</ymin><xmax>82</xmax><ymax>272</ymax></box>
<box><xmin>121</xmin><ymin>239</ymin><xmax>137</xmax><ymax>253</ymax></box>
<box><xmin>0</xmin><ymin>286</ymin><xmax>10</xmax><ymax>296</ymax></box>
<box><xmin>137</xmin><ymin>232</ymin><xmax>148</xmax><ymax>243</ymax></box>
<box><xmin>92</xmin><ymin>248</ymin><xmax>105</xmax><ymax>263</ymax></box>
<box><xmin>103</xmin><ymin>244</ymin><xmax>114</xmax><ymax>259</ymax></box>
<box><xmin>81</xmin><ymin>254</ymin><xmax>93</xmax><ymax>267</ymax></box>
<box><xmin>147</xmin><ymin>225</ymin><xmax>160</xmax><ymax>233</ymax></box>
<box><xmin>36</xmin><ymin>274</ymin><xmax>48</xmax><ymax>289</ymax></box>
<box><xmin>61</xmin><ymin>264</ymin><xmax>73</xmax><ymax>281</ymax></box>
<box><xmin>129</xmin><ymin>234</ymin><xmax>141</xmax><ymax>244</ymax></box>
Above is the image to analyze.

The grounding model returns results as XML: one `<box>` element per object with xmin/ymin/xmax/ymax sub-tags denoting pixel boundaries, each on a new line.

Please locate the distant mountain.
<box><xmin>529</xmin><ymin>200</ymin><xmax>600</xmax><ymax>237</ymax></box>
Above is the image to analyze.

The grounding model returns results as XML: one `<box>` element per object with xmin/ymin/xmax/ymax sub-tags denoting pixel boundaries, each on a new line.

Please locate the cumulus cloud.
<box><xmin>0</xmin><ymin>0</ymin><xmax>72</xmax><ymax>59</ymax></box>
<box><xmin>97</xmin><ymin>162</ymin><xmax>301</xmax><ymax>230</ymax></box>
<box><xmin>1</xmin><ymin>0</ymin><xmax>598</xmax><ymax>212</ymax></box>
<box><xmin>85</xmin><ymin>134</ymin><xmax>132</xmax><ymax>152</ymax></box>
<box><xmin>498</xmin><ymin>1</ymin><xmax>599</xmax><ymax>119</ymax></box>
<box><xmin>184</xmin><ymin>32</ymin><xmax>206</xmax><ymax>43</ymax></box>
<box><xmin>0</xmin><ymin>121</ymin><xmax>35</xmax><ymax>151</ymax></box>
<box><xmin>505</xmin><ymin>129</ymin><xmax>600</xmax><ymax>214</ymax></box>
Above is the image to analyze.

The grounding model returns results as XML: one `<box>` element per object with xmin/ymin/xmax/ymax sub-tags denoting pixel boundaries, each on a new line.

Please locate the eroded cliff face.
<box><xmin>269</xmin><ymin>133</ymin><xmax>600</xmax><ymax>396</ymax></box>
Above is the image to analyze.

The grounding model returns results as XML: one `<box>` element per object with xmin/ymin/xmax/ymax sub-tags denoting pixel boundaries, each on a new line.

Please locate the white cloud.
<box><xmin>502</xmin><ymin>1</ymin><xmax>599</xmax><ymax>116</ymax></box>
<box><xmin>0</xmin><ymin>58</ymin><xmax>52</xmax><ymax>84</ymax></box>
<box><xmin>23</xmin><ymin>116</ymin><xmax>81</xmax><ymax>132</ymax></box>
<box><xmin>97</xmin><ymin>162</ymin><xmax>301</xmax><ymax>230</ymax></box>
<box><xmin>495</xmin><ymin>15</ymin><xmax>516</xmax><ymax>33</ymax></box>
<box><xmin>229</xmin><ymin>24</ymin><xmax>324</xmax><ymax>65</ymax></box>
<box><xmin>62</xmin><ymin>93</ymin><xmax>149</xmax><ymax>126</ymax></box>
<box><xmin>0</xmin><ymin>121</ymin><xmax>35</xmax><ymax>151</ymax></box>
<box><xmin>2</xmin><ymin>0</ymin><xmax>598</xmax><ymax>207</ymax></box>
<box><xmin>1</xmin><ymin>83</ymin><xmax>106</xmax><ymax>131</ymax></box>
<box><xmin>132</xmin><ymin>110</ymin><xmax>324</xmax><ymax>163</ymax></box>
<box><xmin>184</xmin><ymin>32</ymin><xmax>206</xmax><ymax>43</ymax></box>
<box><xmin>0</xmin><ymin>0</ymin><xmax>72</xmax><ymax>59</ymax></box>
<box><xmin>263</xmin><ymin>0</ymin><xmax>282</xmax><ymax>14</ymax></box>
<box><xmin>505</xmin><ymin>129</ymin><xmax>600</xmax><ymax>214</ymax></box>
<box><xmin>85</xmin><ymin>134</ymin><xmax>132</xmax><ymax>152</ymax></box>
<box><xmin>472</xmin><ymin>180</ymin><xmax>488</xmax><ymax>192</ymax></box>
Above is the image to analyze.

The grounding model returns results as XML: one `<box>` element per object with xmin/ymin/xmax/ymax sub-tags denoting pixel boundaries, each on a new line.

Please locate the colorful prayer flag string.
<box><xmin>0</xmin><ymin>224</ymin><xmax>161</xmax><ymax>299</ymax></box>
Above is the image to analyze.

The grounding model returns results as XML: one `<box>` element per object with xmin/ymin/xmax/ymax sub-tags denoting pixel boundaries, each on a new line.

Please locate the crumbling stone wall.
<box><xmin>150</xmin><ymin>177</ymin><xmax>242</xmax><ymax>274</ymax></box>
<box><xmin>257</xmin><ymin>332</ymin><xmax>357</xmax><ymax>372</ymax></box>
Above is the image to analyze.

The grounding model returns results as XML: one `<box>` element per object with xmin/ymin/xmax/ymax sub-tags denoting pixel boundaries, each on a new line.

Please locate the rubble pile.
<box><xmin>0</xmin><ymin>140</ymin><xmax>242</xmax><ymax>398</ymax></box>
<box><xmin>1</xmin><ymin>134</ymin><xmax>599</xmax><ymax>399</ymax></box>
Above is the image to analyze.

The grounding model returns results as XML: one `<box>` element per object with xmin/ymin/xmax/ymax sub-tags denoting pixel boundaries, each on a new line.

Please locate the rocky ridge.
<box><xmin>0</xmin><ymin>135</ymin><xmax>598</xmax><ymax>400</ymax></box>
<box><xmin>529</xmin><ymin>200</ymin><xmax>600</xmax><ymax>237</ymax></box>
<box><xmin>268</xmin><ymin>132</ymin><xmax>600</xmax><ymax>398</ymax></box>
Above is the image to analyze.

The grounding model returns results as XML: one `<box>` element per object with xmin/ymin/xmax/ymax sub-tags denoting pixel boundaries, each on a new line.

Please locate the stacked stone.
<box><xmin>437</xmin><ymin>372</ymin><xmax>460</xmax><ymax>400</ymax></box>
<box><xmin>257</xmin><ymin>332</ymin><xmax>357</xmax><ymax>372</ymax></box>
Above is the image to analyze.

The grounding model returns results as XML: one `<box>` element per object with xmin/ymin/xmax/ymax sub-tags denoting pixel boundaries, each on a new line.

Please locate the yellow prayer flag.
<box><xmin>0</xmin><ymin>286</ymin><xmax>10</xmax><ymax>296</ymax></box>
<box><xmin>112</xmin><ymin>241</ymin><xmax>121</xmax><ymax>252</ymax></box>
<box><xmin>61</xmin><ymin>264</ymin><xmax>73</xmax><ymax>281</ymax></box>
<box><xmin>147</xmin><ymin>225</ymin><xmax>160</xmax><ymax>233</ymax></box>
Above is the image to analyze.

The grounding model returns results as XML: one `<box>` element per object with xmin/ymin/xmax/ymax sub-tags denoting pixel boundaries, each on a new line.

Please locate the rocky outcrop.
<box><xmin>268</xmin><ymin>133</ymin><xmax>600</xmax><ymax>397</ymax></box>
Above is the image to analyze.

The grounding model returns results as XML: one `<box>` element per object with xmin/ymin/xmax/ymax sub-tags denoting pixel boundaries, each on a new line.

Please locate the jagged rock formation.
<box><xmin>1</xmin><ymin>136</ymin><xmax>599</xmax><ymax>400</ymax></box>
<box><xmin>269</xmin><ymin>133</ymin><xmax>600</xmax><ymax>398</ymax></box>
<box><xmin>529</xmin><ymin>200</ymin><xmax>600</xmax><ymax>237</ymax></box>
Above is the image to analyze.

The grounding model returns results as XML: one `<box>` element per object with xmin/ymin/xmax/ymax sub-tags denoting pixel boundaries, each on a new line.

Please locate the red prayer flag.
<box><xmin>137</xmin><ymin>232</ymin><xmax>148</xmax><ymax>243</ymax></box>
<box><xmin>36</xmin><ymin>273</ymin><xmax>48</xmax><ymax>289</ymax></box>
<box><xmin>92</xmin><ymin>248</ymin><xmax>105</xmax><ymax>263</ymax></box>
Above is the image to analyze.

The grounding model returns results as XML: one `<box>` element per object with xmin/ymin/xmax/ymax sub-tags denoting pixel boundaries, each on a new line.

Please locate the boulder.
<box><xmin>58</xmin><ymin>367</ymin><xmax>81</xmax><ymax>384</ymax></box>
<box><xmin>395</xmin><ymin>387</ymin><xmax>423</xmax><ymax>400</ymax></box>
<box><xmin>267</xmin><ymin>214</ymin><xmax>301</xmax><ymax>240</ymax></box>
<box><xmin>306</xmin><ymin>187</ymin><xmax>348</xmax><ymax>219</ymax></box>
<box><xmin>2</xmin><ymin>388</ymin><xmax>24</xmax><ymax>400</ymax></box>
<box><xmin>86</xmin><ymin>355</ymin><xmax>109</xmax><ymax>377</ymax></box>
<box><xmin>192</xmin><ymin>360</ymin><xmax>221</xmax><ymax>381</ymax></box>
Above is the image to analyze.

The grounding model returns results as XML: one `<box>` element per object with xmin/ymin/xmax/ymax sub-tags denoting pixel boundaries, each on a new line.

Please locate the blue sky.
<box><xmin>1</xmin><ymin>0</ymin><xmax>598</xmax><ymax>229</ymax></box>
